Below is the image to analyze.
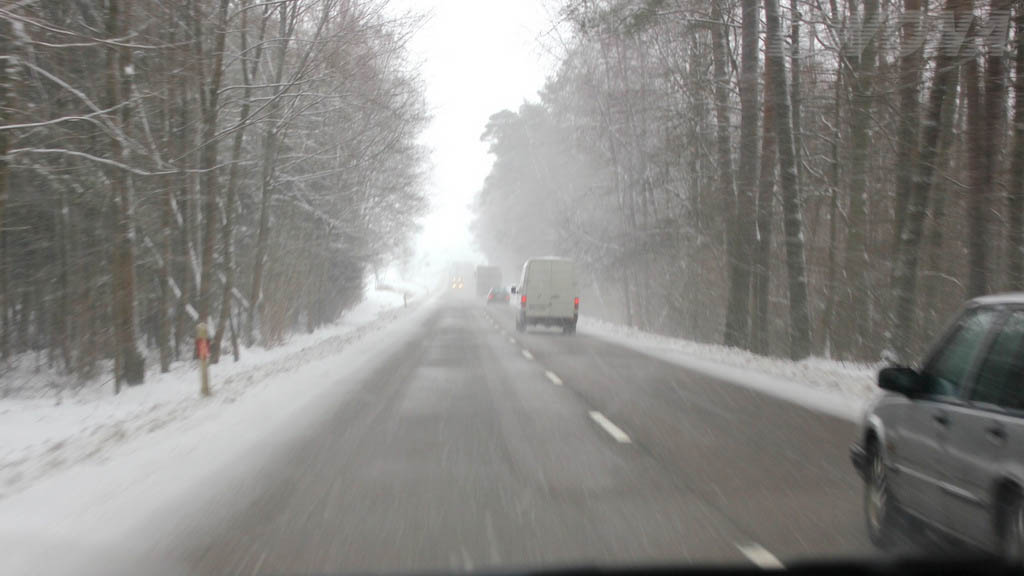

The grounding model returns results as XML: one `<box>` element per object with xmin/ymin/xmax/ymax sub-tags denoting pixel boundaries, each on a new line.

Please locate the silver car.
<box><xmin>851</xmin><ymin>294</ymin><xmax>1024</xmax><ymax>560</ymax></box>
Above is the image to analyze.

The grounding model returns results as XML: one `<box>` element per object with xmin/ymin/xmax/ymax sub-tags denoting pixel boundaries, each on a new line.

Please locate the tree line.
<box><xmin>474</xmin><ymin>0</ymin><xmax>1022</xmax><ymax>362</ymax></box>
<box><xmin>0</xmin><ymin>0</ymin><xmax>428</xmax><ymax>390</ymax></box>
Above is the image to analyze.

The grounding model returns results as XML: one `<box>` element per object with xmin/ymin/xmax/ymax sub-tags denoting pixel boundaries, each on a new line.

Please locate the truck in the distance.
<box><xmin>449</xmin><ymin>262</ymin><xmax>476</xmax><ymax>293</ymax></box>
<box><xmin>475</xmin><ymin>265</ymin><xmax>502</xmax><ymax>298</ymax></box>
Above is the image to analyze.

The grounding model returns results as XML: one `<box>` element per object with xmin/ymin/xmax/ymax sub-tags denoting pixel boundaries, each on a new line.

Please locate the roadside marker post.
<box><xmin>197</xmin><ymin>322</ymin><xmax>211</xmax><ymax>397</ymax></box>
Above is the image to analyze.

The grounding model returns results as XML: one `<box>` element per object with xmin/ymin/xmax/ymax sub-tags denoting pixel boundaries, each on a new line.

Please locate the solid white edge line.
<box><xmin>545</xmin><ymin>370</ymin><xmax>563</xmax><ymax>385</ymax></box>
<box><xmin>735</xmin><ymin>544</ymin><xmax>784</xmax><ymax>569</ymax></box>
<box><xmin>588</xmin><ymin>411</ymin><xmax>631</xmax><ymax>444</ymax></box>
<box><xmin>521</xmin><ymin>349</ymin><xmax>534</xmax><ymax>360</ymax></box>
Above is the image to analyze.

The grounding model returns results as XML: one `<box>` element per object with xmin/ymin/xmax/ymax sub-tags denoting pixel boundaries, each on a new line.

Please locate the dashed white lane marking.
<box><xmin>735</xmin><ymin>543</ymin><xmax>783</xmax><ymax>569</ymax></box>
<box><xmin>508</xmin><ymin>337</ymin><xmax>516</xmax><ymax>344</ymax></box>
<box><xmin>588</xmin><ymin>411</ymin><xmax>631</xmax><ymax>444</ymax></box>
<box><xmin>521</xmin><ymin>349</ymin><xmax>534</xmax><ymax>360</ymax></box>
<box><xmin>545</xmin><ymin>370</ymin><xmax>563</xmax><ymax>385</ymax></box>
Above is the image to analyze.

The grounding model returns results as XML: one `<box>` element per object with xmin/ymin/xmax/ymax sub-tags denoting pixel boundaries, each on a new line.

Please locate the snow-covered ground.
<box><xmin>0</xmin><ymin>286</ymin><xmax>419</xmax><ymax>502</ymax></box>
<box><xmin>579</xmin><ymin>317</ymin><xmax>882</xmax><ymax>422</ymax></box>
<box><xmin>0</xmin><ymin>286</ymin><xmax>439</xmax><ymax>575</ymax></box>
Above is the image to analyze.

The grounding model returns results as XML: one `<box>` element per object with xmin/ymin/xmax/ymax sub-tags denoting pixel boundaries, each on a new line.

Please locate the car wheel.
<box><xmin>1001</xmin><ymin>494</ymin><xmax>1024</xmax><ymax>565</ymax></box>
<box><xmin>516</xmin><ymin>316</ymin><xmax>525</xmax><ymax>333</ymax></box>
<box><xmin>865</xmin><ymin>441</ymin><xmax>898</xmax><ymax>548</ymax></box>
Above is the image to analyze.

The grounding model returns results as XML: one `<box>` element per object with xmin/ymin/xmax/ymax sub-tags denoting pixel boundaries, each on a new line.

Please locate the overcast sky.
<box><xmin>386</xmin><ymin>0</ymin><xmax>561</xmax><ymax>285</ymax></box>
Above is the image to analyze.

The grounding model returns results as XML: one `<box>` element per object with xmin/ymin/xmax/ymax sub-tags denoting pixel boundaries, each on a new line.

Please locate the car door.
<box><xmin>890</xmin><ymin>307</ymin><xmax>1001</xmax><ymax>520</ymax></box>
<box><xmin>944</xmin><ymin>309</ymin><xmax>1024</xmax><ymax>550</ymax></box>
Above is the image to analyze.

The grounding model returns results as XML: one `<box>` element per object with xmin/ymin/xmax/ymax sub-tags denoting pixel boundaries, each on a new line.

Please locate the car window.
<box><xmin>921</xmin><ymin>308</ymin><xmax>999</xmax><ymax>398</ymax></box>
<box><xmin>970</xmin><ymin>311</ymin><xmax>1024</xmax><ymax>407</ymax></box>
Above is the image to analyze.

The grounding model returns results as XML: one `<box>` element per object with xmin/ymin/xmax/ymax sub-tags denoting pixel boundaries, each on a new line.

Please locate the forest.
<box><xmin>0</xmin><ymin>0</ymin><xmax>428</xmax><ymax>389</ymax></box>
<box><xmin>474</xmin><ymin>0</ymin><xmax>1021</xmax><ymax>362</ymax></box>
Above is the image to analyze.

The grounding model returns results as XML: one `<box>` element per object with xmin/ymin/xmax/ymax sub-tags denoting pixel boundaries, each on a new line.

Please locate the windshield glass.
<box><xmin>0</xmin><ymin>0</ymin><xmax>1020</xmax><ymax>573</ymax></box>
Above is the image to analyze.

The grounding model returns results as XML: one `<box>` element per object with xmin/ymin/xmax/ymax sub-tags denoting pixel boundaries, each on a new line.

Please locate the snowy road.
<box><xmin>7</xmin><ymin>294</ymin><xmax>886</xmax><ymax>574</ymax></box>
<box><xmin>176</xmin><ymin>295</ymin><xmax>879</xmax><ymax>573</ymax></box>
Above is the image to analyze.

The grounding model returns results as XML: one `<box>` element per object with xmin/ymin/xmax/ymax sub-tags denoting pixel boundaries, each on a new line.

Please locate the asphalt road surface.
<box><xmin>154</xmin><ymin>295</ymin><xmax>885</xmax><ymax>573</ymax></box>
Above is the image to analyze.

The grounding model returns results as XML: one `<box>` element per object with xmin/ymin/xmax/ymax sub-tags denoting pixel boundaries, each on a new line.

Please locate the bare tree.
<box><xmin>752</xmin><ymin>43</ymin><xmax>777</xmax><ymax>355</ymax></box>
<box><xmin>196</xmin><ymin>0</ymin><xmax>231</xmax><ymax>325</ymax></box>
<box><xmin>891</xmin><ymin>0</ymin><xmax>968</xmax><ymax>359</ymax></box>
<box><xmin>765</xmin><ymin>0</ymin><xmax>812</xmax><ymax>359</ymax></box>
<box><xmin>106</xmin><ymin>0</ymin><xmax>143</xmax><ymax>388</ymax></box>
<box><xmin>725</xmin><ymin>0</ymin><xmax>759</xmax><ymax>349</ymax></box>
<box><xmin>1009</xmin><ymin>1</ymin><xmax>1024</xmax><ymax>288</ymax></box>
<box><xmin>838</xmin><ymin>0</ymin><xmax>879</xmax><ymax>358</ymax></box>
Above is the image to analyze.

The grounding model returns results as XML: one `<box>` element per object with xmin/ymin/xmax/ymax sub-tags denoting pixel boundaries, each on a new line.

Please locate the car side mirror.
<box><xmin>510</xmin><ymin>286</ymin><xmax>517</xmax><ymax>294</ymax></box>
<box><xmin>878</xmin><ymin>366</ymin><xmax>922</xmax><ymax>396</ymax></box>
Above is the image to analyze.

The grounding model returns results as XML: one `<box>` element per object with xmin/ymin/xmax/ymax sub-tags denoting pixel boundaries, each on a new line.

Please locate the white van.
<box><xmin>513</xmin><ymin>258</ymin><xmax>578</xmax><ymax>334</ymax></box>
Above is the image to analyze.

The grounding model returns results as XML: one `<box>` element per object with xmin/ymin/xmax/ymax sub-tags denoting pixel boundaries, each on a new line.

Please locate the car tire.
<box><xmin>563</xmin><ymin>323</ymin><xmax>576</xmax><ymax>335</ymax></box>
<box><xmin>516</xmin><ymin>316</ymin><xmax>525</xmax><ymax>333</ymax></box>
<box><xmin>1001</xmin><ymin>492</ymin><xmax>1024</xmax><ymax>565</ymax></box>
<box><xmin>865</xmin><ymin>440</ymin><xmax>899</xmax><ymax>548</ymax></box>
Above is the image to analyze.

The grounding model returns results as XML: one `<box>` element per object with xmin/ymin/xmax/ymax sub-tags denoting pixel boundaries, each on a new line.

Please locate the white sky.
<box><xmin>386</xmin><ymin>0</ymin><xmax>561</xmax><ymax>285</ymax></box>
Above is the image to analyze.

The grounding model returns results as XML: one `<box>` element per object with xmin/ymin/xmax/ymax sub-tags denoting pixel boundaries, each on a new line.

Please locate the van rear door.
<box><xmin>547</xmin><ymin>261</ymin><xmax>575</xmax><ymax>319</ymax></box>
<box><xmin>525</xmin><ymin>260</ymin><xmax>551</xmax><ymax>316</ymax></box>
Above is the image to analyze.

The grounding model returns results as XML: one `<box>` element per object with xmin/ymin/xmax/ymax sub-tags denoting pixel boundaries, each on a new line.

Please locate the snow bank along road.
<box><xmin>4</xmin><ymin>294</ymin><xmax>888</xmax><ymax>574</ymax></box>
<box><xmin>0</xmin><ymin>288</ymin><xmax>414</xmax><ymax>503</ymax></box>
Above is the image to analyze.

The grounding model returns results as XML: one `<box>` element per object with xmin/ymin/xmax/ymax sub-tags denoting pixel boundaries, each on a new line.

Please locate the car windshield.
<box><xmin>1</xmin><ymin>0</ymin><xmax>1021</xmax><ymax>573</ymax></box>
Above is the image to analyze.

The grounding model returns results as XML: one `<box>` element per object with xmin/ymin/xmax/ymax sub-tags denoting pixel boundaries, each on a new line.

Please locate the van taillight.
<box><xmin>521</xmin><ymin>294</ymin><xmax>527</xmax><ymax>308</ymax></box>
<box><xmin>574</xmin><ymin>297</ymin><xmax>579</xmax><ymax>310</ymax></box>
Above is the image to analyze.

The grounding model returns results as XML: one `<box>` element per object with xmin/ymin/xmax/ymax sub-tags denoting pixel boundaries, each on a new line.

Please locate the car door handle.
<box><xmin>933</xmin><ymin>412</ymin><xmax>949</xmax><ymax>426</ymax></box>
<box><xmin>986</xmin><ymin>425</ymin><xmax>1007</xmax><ymax>444</ymax></box>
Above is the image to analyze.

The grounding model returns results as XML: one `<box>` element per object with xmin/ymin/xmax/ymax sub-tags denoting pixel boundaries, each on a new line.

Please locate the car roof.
<box><xmin>968</xmin><ymin>292</ymin><xmax>1024</xmax><ymax>307</ymax></box>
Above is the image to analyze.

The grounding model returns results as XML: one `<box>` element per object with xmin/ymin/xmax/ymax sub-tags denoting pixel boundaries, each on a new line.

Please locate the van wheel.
<box><xmin>563</xmin><ymin>323</ymin><xmax>576</xmax><ymax>335</ymax></box>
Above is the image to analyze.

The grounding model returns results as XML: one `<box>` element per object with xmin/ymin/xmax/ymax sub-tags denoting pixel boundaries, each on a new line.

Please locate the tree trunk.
<box><xmin>213</xmin><ymin>0</ymin><xmax>265</xmax><ymax>363</ymax></box>
<box><xmin>710</xmin><ymin>0</ymin><xmax>737</xmax><ymax>343</ymax></box>
<box><xmin>965</xmin><ymin>0</ymin><xmax>988</xmax><ymax>298</ymax></box>
<box><xmin>839</xmin><ymin>0</ymin><xmax>879</xmax><ymax>358</ymax></box>
<box><xmin>159</xmin><ymin>165</ymin><xmax>172</xmax><ymax>372</ymax></box>
<box><xmin>724</xmin><ymin>0</ymin><xmax>759</xmax><ymax>349</ymax></box>
<box><xmin>890</xmin><ymin>0</ymin><xmax>967</xmax><ymax>360</ymax></box>
<box><xmin>106</xmin><ymin>0</ymin><xmax>143</xmax><ymax>388</ymax></box>
<box><xmin>821</xmin><ymin>71</ymin><xmax>844</xmax><ymax>357</ymax></box>
<box><xmin>922</xmin><ymin>81</ymin><xmax>959</xmax><ymax>347</ymax></box>
<box><xmin>0</xmin><ymin>18</ymin><xmax>9</xmax><ymax>361</ymax></box>
<box><xmin>247</xmin><ymin>3</ymin><xmax>291</xmax><ymax>344</ymax></box>
<box><xmin>980</xmin><ymin>0</ymin><xmax>1009</xmax><ymax>294</ymax></box>
<box><xmin>57</xmin><ymin>190</ymin><xmax>70</xmax><ymax>371</ymax></box>
<box><xmin>157</xmin><ymin>39</ymin><xmax>175</xmax><ymax>373</ymax></box>
<box><xmin>892</xmin><ymin>0</ymin><xmax>924</xmax><ymax>253</ymax></box>
<box><xmin>196</xmin><ymin>0</ymin><xmax>231</xmax><ymax>326</ymax></box>
<box><xmin>790</xmin><ymin>0</ymin><xmax>804</xmax><ymax>224</ymax></box>
<box><xmin>175</xmin><ymin>95</ymin><xmax>190</xmax><ymax>360</ymax></box>
<box><xmin>1009</xmin><ymin>1</ymin><xmax>1024</xmax><ymax>289</ymax></box>
<box><xmin>765</xmin><ymin>0</ymin><xmax>812</xmax><ymax>360</ymax></box>
<box><xmin>752</xmin><ymin>54</ymin><xmax>777</xmax><ymax>356</ymax></box>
